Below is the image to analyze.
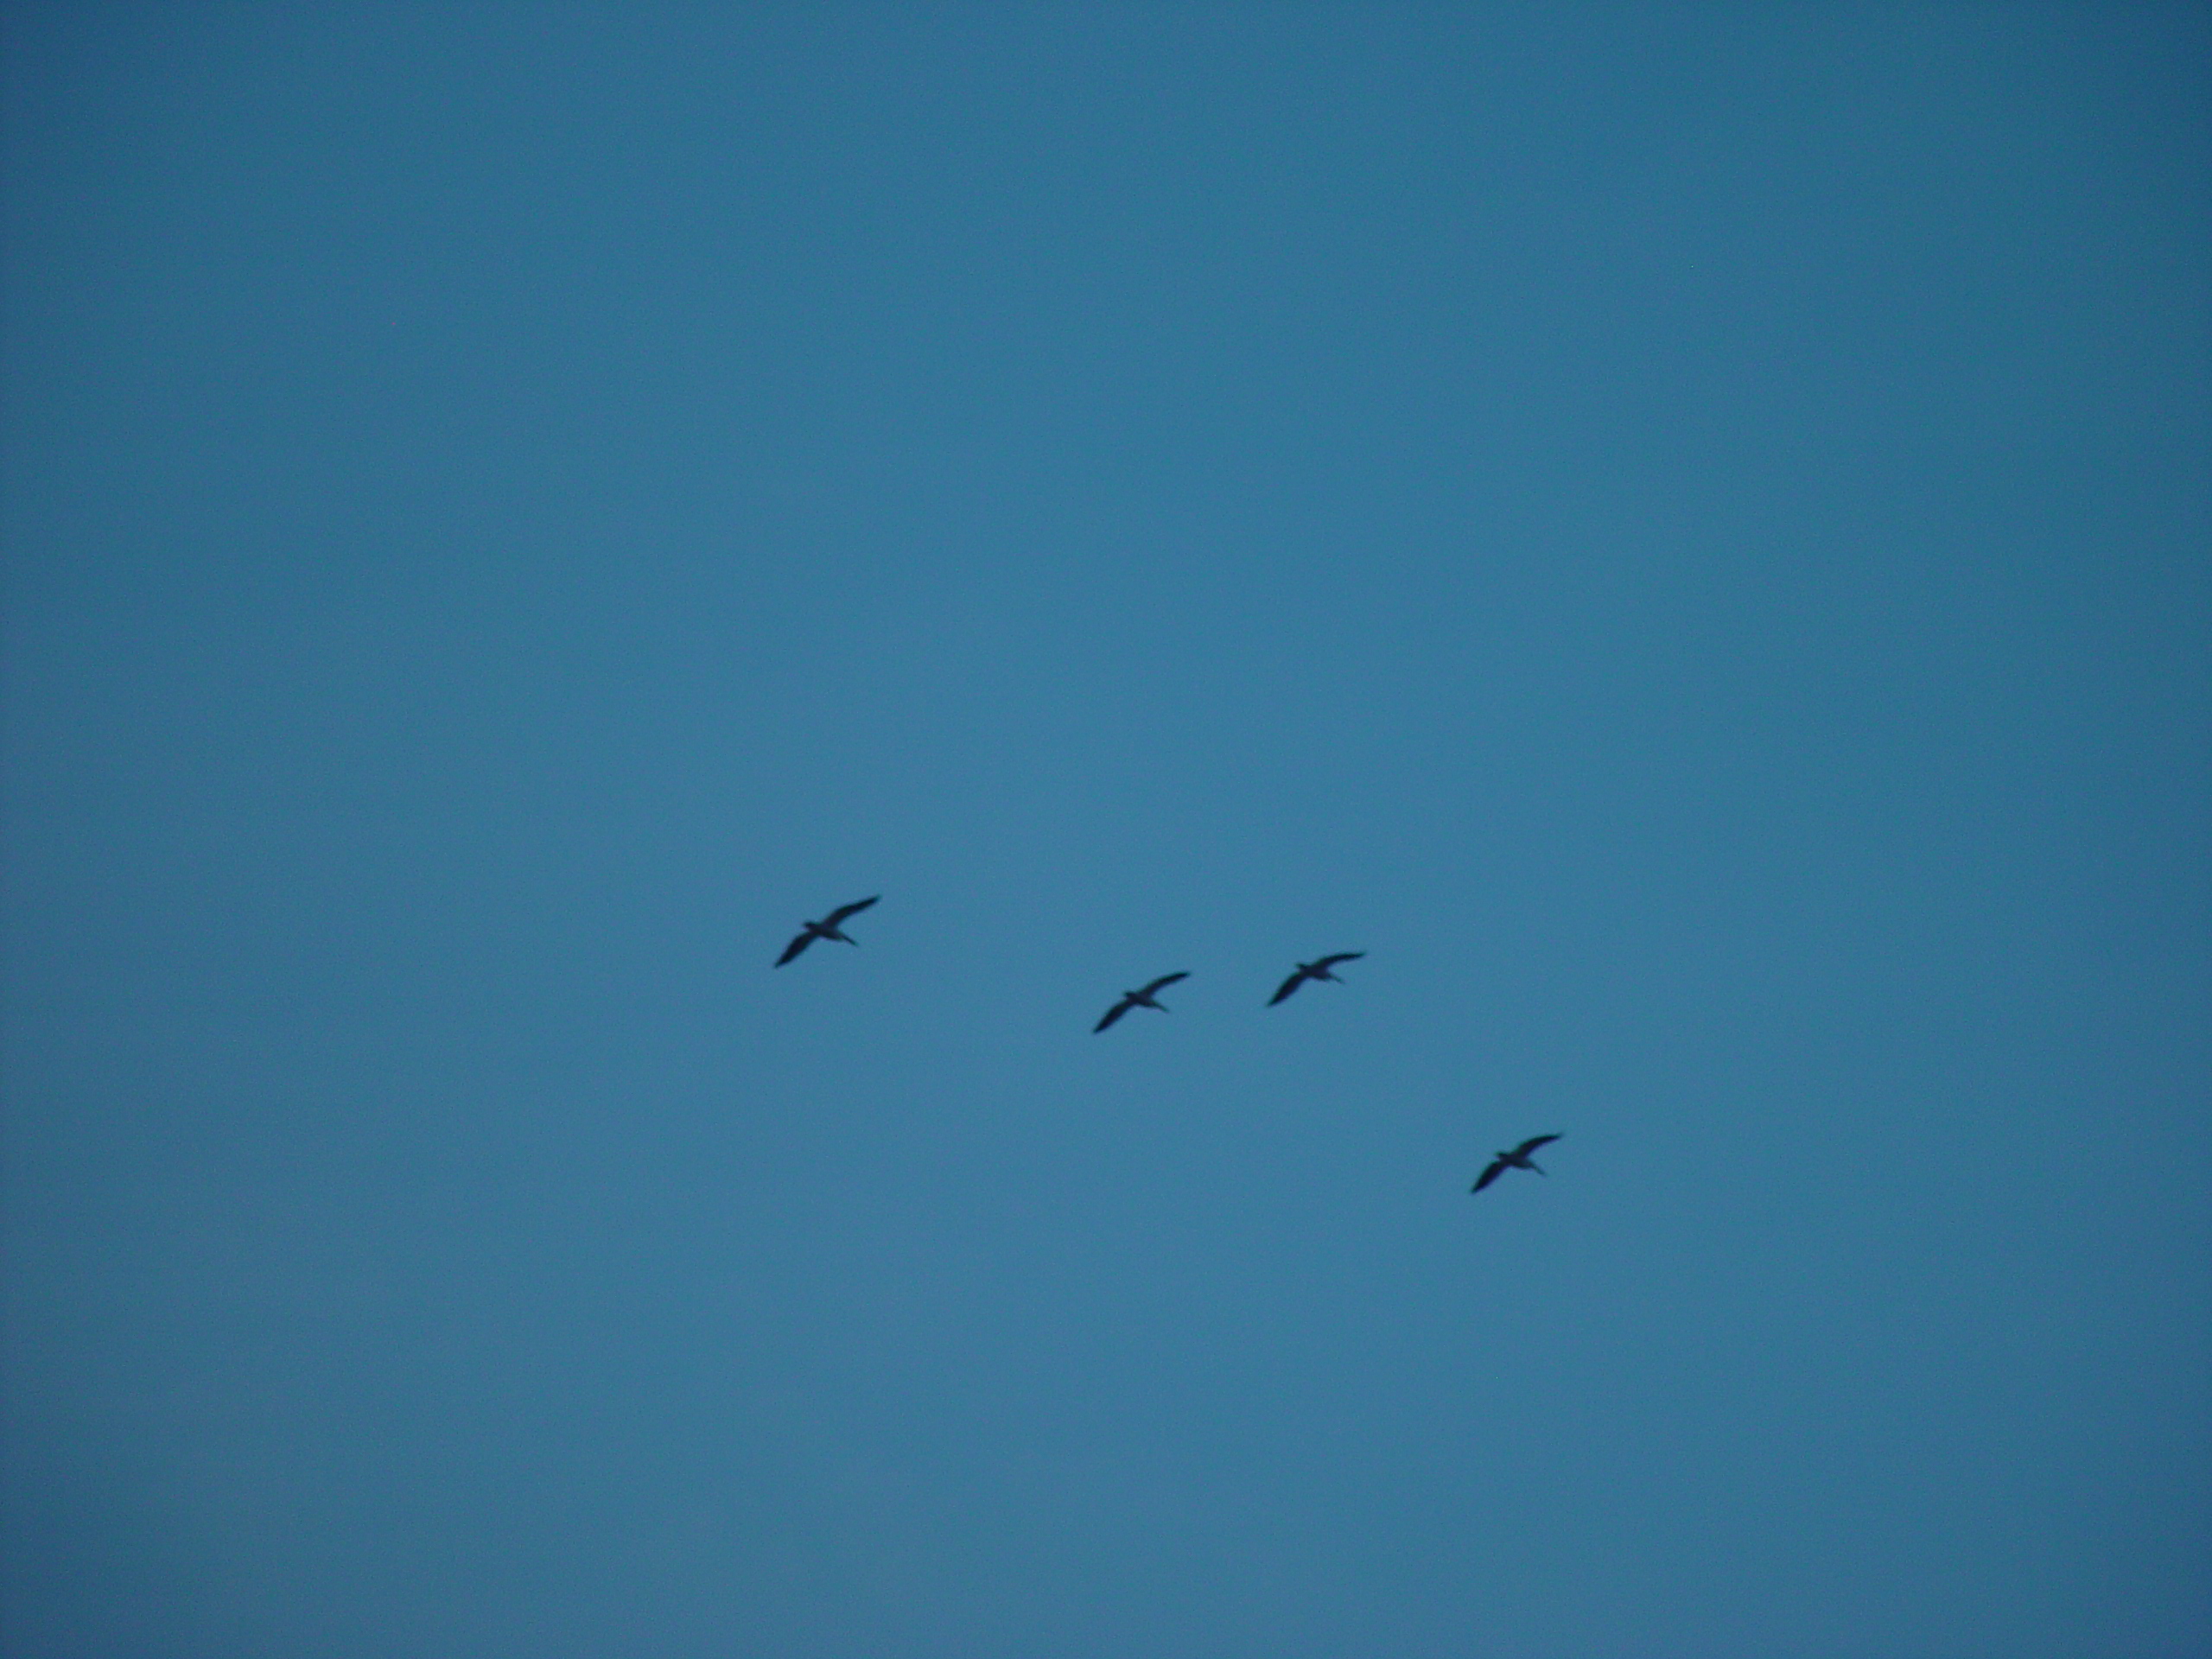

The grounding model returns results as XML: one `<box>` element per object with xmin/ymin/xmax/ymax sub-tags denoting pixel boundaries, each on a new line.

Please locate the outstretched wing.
<box><xmin>825</xmin><ymin>895</ymin><xmax>880</xmax><ymax>926</ymax></box>
<box><xmin>774</xmin><ymin>931</ymin><xmax>816</xmax><ymax>967</ymax></box>
<box><xmin>1140</xmin><ymin>971</ymin><xmax>1191</xmax><ymax>997</ymax></box>
<box><xmin>1267</xmin><ymin>970</ymin><xmax>1306</xmax><ymax>1006</ymax></box>
<box><xmin>1514</xmin><ymin>1133</ymin><xmax>1562</xmax><ymax>1157</ymax></box>
<box><xmin>1314</xmin><ymin>952</ymin><xmax>1365</xmax><ymax>971</ymax></box>
<box><xmin>1093</xmin><ymin>998</ymin><xmax>1133</xmax><ymax>1033</ymax></box>
<box><xmin>1471</xmin><ymin>1157</ymin><xmax>1508</xmax><ymax>1193</ymax></box>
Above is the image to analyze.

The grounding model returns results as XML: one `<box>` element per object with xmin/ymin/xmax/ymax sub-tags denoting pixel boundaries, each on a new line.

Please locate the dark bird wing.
<box><xmin>1093</xmin><ymin>998</ymin><xmax>1134</xmax><ymax>1033</ymax></box>
<box><xmin>1140</xmin><ymin>971</ymin><xmax>1191</xmax><ymax>997</ymax></box>
<box><xmin>1514</xmin><ymin>1134</ymin><xmax>1563</xmax><ymax>1156</ymax></box>
<box><xmin>1314</xmin><ymin>952</ymin><xmax>1365</xmax><ymax>970</ymax></box>
<box><xmin>1471</xmin><ymin>1157</ymin><xmax>1509</xmax><ymax>1193</ymax></box>
<box><xmin>1267</xmin><ymin>970</ymin><xmax>1307</xmax><ymax>1005</ymax></box>
<box><xmin>824</xmin><ymin>895</ymin><xmax>880</xmax><ymax>925</ymax></box>
<box><xmin>774</xmin><ymin>931</ymin><xmax>816</xmax><ymax>967</ymax></box>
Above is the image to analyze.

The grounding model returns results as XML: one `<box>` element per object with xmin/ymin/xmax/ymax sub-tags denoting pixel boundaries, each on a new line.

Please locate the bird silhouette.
<box><xmin>1471</xmin><ymin>1134</ymin><xmax>1562</xmax><ymax>1193</ymax></box>
<box><xmin>774</xmin><ymin>895</ymin><xmax>880</xmax><ymax>966</ymax></box>
<box><xmin>1267</xmin><ymin>951</ymin><xmax>1365</xmax><ymax>1006</ymax></box>
<box><xmin>1093</xmin><ymin>972</ymin><xmax>1191</xmax><ymax>1033</ymax></box>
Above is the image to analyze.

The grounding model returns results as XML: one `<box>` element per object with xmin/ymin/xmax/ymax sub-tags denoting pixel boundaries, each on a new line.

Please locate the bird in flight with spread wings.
<box><xmin>1093</xmin><ymin>972</ymin><xmax>1191</xmax><ymax>1033</ymax></box>
<box><xmin>774</xmin><ymin>895</ymin><xmax>880</xmax><ymax>966</ymax></box>
<box><xmin>1267</xmin><ymin>951</ymin><xmax>1365</xmax><ymax>1007</ymax></box>
<box><xmin>1471</xmin><ymin>1134</ymin><xmax>1563</xmax><ymax>1193</ymax></box>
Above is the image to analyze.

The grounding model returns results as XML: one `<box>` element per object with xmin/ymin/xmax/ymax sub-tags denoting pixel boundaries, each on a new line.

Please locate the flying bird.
<box><xmin>1471</xmin><ymin>1133</ymin><xmax>1562</xmax><ymax>1193</ymax></box>
<box><xmin>1267</xmin><ymin>951</ymin><xmax>1365</xmax><ymax>1006</ymax></box>
<box><xmin>1093</xmin><ymin>972</ymin><xmax>1191</xmax><ymax>1033</ymax></box>
<box><xmin>774</xmin><ymin>895</ymin><xmax>880</xmax><ymax>966</ymax></box>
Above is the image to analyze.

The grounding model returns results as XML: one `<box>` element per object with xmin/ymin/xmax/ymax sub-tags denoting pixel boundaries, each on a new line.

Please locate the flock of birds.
<box><xmin>776</xmin><ymin>894</ymin><xmax>1565</xmax><ymax>1199</ymax></box>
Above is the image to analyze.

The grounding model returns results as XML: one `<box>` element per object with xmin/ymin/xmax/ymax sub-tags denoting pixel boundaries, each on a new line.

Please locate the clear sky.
<box><xmin>4</xmin><ymin>6</ymin><xmax>2208</xmax><ymax>1656</ymax></box>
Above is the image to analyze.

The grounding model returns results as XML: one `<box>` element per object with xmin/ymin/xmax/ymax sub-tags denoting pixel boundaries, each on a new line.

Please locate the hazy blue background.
<box><xmin>4</xmin><ymin>6</ymin><xmax>2208</xmax><ymax>1656</ymax></box>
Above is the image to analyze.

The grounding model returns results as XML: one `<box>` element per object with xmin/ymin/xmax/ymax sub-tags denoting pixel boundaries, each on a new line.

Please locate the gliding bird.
<box><xmin>1268</xmin><ymin>951</ymin><xmax>1365</xmax><ymax>1006</ymax></box>
<box><xmin>1093</xmin><ymin>972</ymin><xmax>1191</xmax><ymax>1033</ymax></box>
<box><xmin>1471</xmin><ymin>1133</ymin><xmax>1562</xmax><ymax>1193</ymax></box>
<box><xmin>774</xmin><ymin>895</ymin><xmax>880</xmax><ymax>966</ymax></box>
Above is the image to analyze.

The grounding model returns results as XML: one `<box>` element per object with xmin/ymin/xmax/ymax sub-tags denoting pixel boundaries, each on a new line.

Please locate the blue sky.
<box><xmin>4</xmin><ymin>6</ymin><xmax>2209</xmax><ymax>1656</ymax></box>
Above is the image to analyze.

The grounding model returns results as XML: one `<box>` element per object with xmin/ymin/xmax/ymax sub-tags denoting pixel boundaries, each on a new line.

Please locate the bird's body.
<box><xmin>1268</xmin><ymin>951</ymin><xmax>1365</xmax><ymax>1006</ymax></box>
<box><xmin>1093</xmin><ymin>972</ymin><xmax>1191</xmax><ymax>1033</ymax></box>
<box><xmin>774</xmin><ymin>895</ymin><xmax>880</xmax><ymax>966</ymax></box>
<box><xmin>1471</xmin><ymin>1133</ymin><xmax>1562</xmax><ymax>1193</ymax></box>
